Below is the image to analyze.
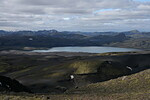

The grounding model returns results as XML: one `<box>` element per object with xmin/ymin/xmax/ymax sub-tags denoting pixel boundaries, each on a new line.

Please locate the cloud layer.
<box><xmin>0</xmin><ymin>0</ymin><xmax>150</xmax><ymax>31</ymax></box>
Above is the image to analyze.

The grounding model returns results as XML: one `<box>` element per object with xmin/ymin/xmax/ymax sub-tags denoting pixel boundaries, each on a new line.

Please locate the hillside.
<box><xmin>0</xmin><ymin>69</ymin><xmax>149</xmax><ymax>100</ymax></box>
<box><xmin>108</xmin><ymin>38</ymin><xmax>150</xmax><ymax>50</ymax></box>
<box><xmin>66</xmin><ymin>69</ymin><xmax>150</xmax><ymax>100</ymax></box>
<box><xmin>0</xmin><ymin>52</ymin><xmax>149</xmax><ymax>93</ymax></box>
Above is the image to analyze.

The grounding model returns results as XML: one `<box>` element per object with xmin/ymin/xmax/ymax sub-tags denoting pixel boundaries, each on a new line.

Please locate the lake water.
<box><xmin>32</xmin><ymin>46</ymin><xmax>140</xmax><ymax>53</ymax></box>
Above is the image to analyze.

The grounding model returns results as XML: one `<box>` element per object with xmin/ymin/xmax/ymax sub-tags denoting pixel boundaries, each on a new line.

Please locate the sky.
<box><xmin>0</xmin><ymin>0</ymin><xmax>150</xmax><ymax>32</ymax></box>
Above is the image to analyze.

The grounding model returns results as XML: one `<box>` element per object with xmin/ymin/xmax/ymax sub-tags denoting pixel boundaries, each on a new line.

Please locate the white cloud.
<box><xmin>63</xmin><ymin>18</ymin><xmax>71</xmax><ymax>21</ymax></box>
<box><xmin>0</xmin><ymin>0</ymin><xmax>150</xmax><ymax>31</ymax></box>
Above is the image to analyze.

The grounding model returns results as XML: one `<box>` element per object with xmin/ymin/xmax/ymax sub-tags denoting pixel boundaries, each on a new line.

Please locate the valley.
<box><xmin>0</xmin><ymin>30</ymin><xmax>150</xmax><ymax>99</ymax></box>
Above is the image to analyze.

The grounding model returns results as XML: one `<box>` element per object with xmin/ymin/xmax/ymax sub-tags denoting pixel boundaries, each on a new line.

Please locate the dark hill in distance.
<box><xmin>0</xmin><ymin>30</ymin><xmax>128</xmax><ymax>50</ymax></box>
<box><xmin>0</xmin><ymin>29</ymin><xmax>150</xmax><ymax>50</ymax></box>
<box><xmin>0</xmin><ymin>29</ymin><xmax>149</xmax><ymax>36</ymax></box>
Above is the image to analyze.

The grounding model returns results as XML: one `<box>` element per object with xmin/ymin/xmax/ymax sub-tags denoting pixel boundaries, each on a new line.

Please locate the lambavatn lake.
<box><xmin>32</xmin><ymin>46</ymin><xmax>141</xmax><ymax>53</ymax></box>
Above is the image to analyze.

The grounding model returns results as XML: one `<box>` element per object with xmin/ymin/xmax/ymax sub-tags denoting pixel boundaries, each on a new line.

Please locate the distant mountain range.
<box><xmin>0</xmin><ymin>29</ymin><xmax>150</xmax><ymax>50</ymax></box>
<box><xmin>0</xmin><ymin>30</ymin><xmax>129</xmax><ymax>49</ymax></box>
<box><xmin>0</xmin><ymin>29</ymin><xmax>150</xmax><ymax>36</ymax></box>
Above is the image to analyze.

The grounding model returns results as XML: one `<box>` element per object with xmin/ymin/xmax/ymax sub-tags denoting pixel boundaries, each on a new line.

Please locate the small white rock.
<box><xmin>29</xmin><ymin>38</ymin><xmax>33</xmax><ymax>41</ymax></box>
<box><xmin>70</xmin><ymin>75</ymin><xmax>74</xmax><ymax>79</ymax></box>
<box><xmin>126</xmin><ymin>66</ymin><xmax>132</xmax><ymax>71</ymax></box>
<box><xmin>122</xmin><ymin>76</ymin><xmax>127</xmax><ymax>80</ymax></box>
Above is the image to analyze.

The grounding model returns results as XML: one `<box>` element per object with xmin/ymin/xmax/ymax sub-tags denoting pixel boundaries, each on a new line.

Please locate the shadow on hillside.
<box><xmin>0</xmin><ymin>54</ymin><xmax>150</xmax><ymax>94</ymax></box>
<box><xmin>57</xmin><ymin>54</ymin><xmax>150</xmax><ymax>93</ymax></box>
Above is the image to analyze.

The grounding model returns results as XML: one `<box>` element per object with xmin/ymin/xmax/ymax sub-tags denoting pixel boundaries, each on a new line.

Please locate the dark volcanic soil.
<box><xmin>0</xmin><ymin>50</ymin><xmax>150</xmax><ymax>93</ymax></box>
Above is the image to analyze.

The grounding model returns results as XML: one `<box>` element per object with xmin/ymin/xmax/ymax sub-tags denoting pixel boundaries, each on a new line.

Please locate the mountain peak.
<box><xmin>130</xmin><ymin>30</ymin><xmax>140</xmax><ymax>33</ymax></box>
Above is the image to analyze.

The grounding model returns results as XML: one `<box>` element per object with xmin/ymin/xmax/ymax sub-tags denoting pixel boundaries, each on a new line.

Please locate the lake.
<box><xmin>32</xmin><ymin>46</ymin><xmax>140</xmax><ymax>53</ymax></box>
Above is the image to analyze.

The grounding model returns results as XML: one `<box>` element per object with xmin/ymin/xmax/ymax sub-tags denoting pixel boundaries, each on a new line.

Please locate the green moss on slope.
<box><xmin>68</xmin><ymin>60</ymin><xmax>102</xmax><ymax>74</ymax></box>
<box><xmin>67</xmin><ymin>69</ymin><xmax>150</xmax><ymax>95</ymax></box>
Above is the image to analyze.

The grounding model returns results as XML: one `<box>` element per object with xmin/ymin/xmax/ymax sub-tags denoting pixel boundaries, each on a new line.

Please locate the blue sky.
<box><xmin>0</xmin><ymin>0</ymin><xmax>150</xmax><ymax>32</ymax></box>
<box><xmin>93</xmin><ymin>9</ymin><xmax>115</xmax><ymax>14</ymax></box>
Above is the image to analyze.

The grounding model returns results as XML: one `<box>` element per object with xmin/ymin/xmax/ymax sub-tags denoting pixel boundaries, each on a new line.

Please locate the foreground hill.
<box><xmin>65</xmin><ymin>69</ymin><xmax>148</xmax><ymax>100</ymax></box>
<box><xmin>0</xmin><ymin>69</ymin><xmax>149</xmax><ymax>100</ymax></box>
<box><xmin>67</xmin><ymin>69</ymin><xmax>150</xmax><ymax>96</ymax></box>
<box><xmin>0</xmin><ymin>51</ymin><xmax>149</xmax><ymax>94</ymax></box>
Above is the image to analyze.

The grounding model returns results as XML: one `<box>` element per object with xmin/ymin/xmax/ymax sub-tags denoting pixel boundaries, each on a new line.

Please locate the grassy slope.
<box><xmin>1</xmin><ymin>52</ymin><xmax>149</xmax><ymax>80</ymax></box>
<box><xmin>0</xmin><ymin>69</ymin><xmax>149</xmax><ymax>100</ymax></box>
<box><xmin>0</xmin><ymin>55</ymin><xmax>102</xmax><ymax>78</ymax></box>
<box><xmin>0</xmin><ymin>55</ymin><xmax>104</xmax><ymax>90</ymax></box>
<box><xmin>0</xmin><ymin>53</ymin><xmax>150</xmax><ymax>99</ymax></box>
<box><xmin>66</xmin><ymin>69</ymin><xmax>150</xmax><ymax>99</ymax></box>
